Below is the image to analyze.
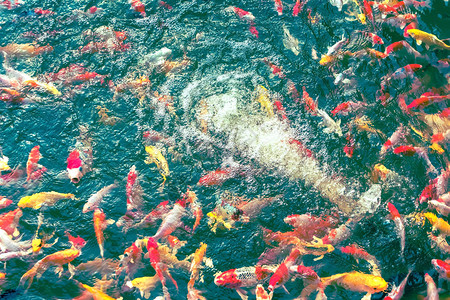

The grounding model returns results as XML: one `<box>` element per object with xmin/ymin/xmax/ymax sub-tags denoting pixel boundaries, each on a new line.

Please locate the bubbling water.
<box><xmin>179</xmin><ymin>71</ymin><xmax>378</xmax><ymax>215</ymax></box>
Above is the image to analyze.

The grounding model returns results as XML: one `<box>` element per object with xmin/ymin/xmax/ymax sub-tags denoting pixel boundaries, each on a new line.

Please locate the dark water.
<box><xmin>0</xmin><ymin>0</ymin><xmax>449</xmax><ymax>299</ymax></box>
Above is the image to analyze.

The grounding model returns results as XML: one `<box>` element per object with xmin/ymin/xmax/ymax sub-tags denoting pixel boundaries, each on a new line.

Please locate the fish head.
<box><xmin>432</xmin><ymin>259</ymin><xmax>450</xmax><ymax>278</ymax></box>
<box><xmin>367</xmin><ymin>276</ymin><xmax>388</xmax><ymax>293</ymax></box>
<box><xmin>66</xmin><ymin>231</ymin><xmax>87</xmax><ymax>249</ymax></box>
<box><xmin>147</xmin><ymin>237</ymin><xmax>158</xmax><ymax>250</ymax></box>
<box><xmin>214</xmin><ymin>269</ymin><xmax>241</xmax><ymax>288</ymax></box>
<box><xmin>32</xmin><ymin>238</ymin><xmax>43</xmax><ymax>253</ymax></box>
<box><xmin>67</xmin><ymin>167</ymin><xmax>83</xmax><ymax>184</ymax></box>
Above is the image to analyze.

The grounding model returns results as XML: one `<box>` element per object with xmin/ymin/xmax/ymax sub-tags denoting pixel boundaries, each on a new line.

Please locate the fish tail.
<box><xmin>19</xmin><ymin>261</ymin><xmax>45</xmax><ymax>289</ymax></box>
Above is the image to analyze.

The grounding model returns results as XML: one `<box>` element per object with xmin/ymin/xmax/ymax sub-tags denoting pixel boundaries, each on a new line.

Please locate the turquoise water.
<box><xmin>0</xmin><ymin>0</ymin><xmax>449</xmax><ymax>299</ymax></box>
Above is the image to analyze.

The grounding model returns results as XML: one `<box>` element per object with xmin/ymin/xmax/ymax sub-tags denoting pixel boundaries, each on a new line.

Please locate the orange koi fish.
<box><xmin>268</xmin><ymin>248</ymin><xmax>301</xmax><ymax>296</ymax></box>
<box><xmin>129</xmin><ymin>0</ymin><xmax>146</xmax><ymax>17</ymax></box>
<box><xmin>187</xmin><ymin>243</ymin><xmax>207</xmax><ymax>300</ymax></box>
<box><xmin>301</xmin><ymin>86</ymin><xmax>318</xmax><ymax>115</ymax></box>
<box><xmin>26</xmin><ymin>146</ymin><xmax>42</xmax><ymax>181</ymax></box>
<box><xmin>94</xmin><ymin>208</ymin><xmax>114</xmax><ymax>259</ymax></box>
<box><xmin>387</xmin><ymin>202</ymin><xmax>405</xmax><ymax>257</ymax></box>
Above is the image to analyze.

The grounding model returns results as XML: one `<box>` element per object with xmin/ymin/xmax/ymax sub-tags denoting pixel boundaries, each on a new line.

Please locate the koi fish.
<box><xmin>0</xmin><ymin>208</ymin><xmax>22</xmax><ymax>236</ymax></box>
<box><xmin>144</xmin><ymin>146</ymin><xmax>169</xmax><ymax>185</ymax></box>
<box><xmin>0</xmin><ymin>43</ymin><xmax>52</xmax><ymax>58</ymax></box>
<box><xmin>293</xmin><ymin>0</ymin><xmax>303</xmax><ymax>16</ymax></box>
<box><xmin>432</xmin><ymin>259</ymin><xmax>450</xmax><ymax>281</ymax></box>
<box><xmin>321</xmin><ymin>271</ymin><xmax>387</xmax><ymax>296</ymax></box>
<box><xmin>26</xmin><ymin>146</ymin><xmax>42</xmax><ymax>181</ymax></box>
<box><xmin>214</xmin><ymin>265</ymin><xmax>278</xmax><ymax>299</ymax></box>
<box><xmin>387</xmin><ymin>202</ymin><xmax>405</xmax><ymax>257</ymax></box>
<box><xmin>94</xmin><ymin>208</ymin><xmax>114</xmax><ymax>259</ymax></box>
<box><xmin>67</xmin><ymin>150</ymin><xmax>82</xmax><ymax>184</ymax></box>
<box><xmin>429</xmin><ymin>233</ymin><xmax>450</xmax><ymax>254</ymax></box>
<box><xmin>0</xmin><ymin>196</ymin><xmax>12</xmax><ymax>209</ymax></box>
<box><xmin>424</xmin><ymin>273</ymin><xmax>439</xmax><ymax>300</ymax></box>
<box><xmin>384</xmin><ymin>270</ymin><xmax>411</xmax><ymax>300</ymax></box>
<box><xmin>274</xmin><ymin>0</ymin><xmax>283</xmax><ymax>15</ymax></box>
<box><xmin>261</xmin><ymin>58</ymin><xmax>285</xmax><ymax>79</ymax></box>
<box><xmin>407</xmin><ymin>95</ymin><xmax>450</xmax><ymax>109</ymax></box>
<box><xmin>249</xmin><ymin>25</ymin><xmax>259</xmax><ymax>38</ymax></box>
<box><xmin>331</xmin><ymin>101</ymin><xmax>366</xmax><ymax>116</ymax></box>
<box><xmin>152</xmin><ymin>198</ymin><xmax>186</xmax><ymax>241</ymax></box>
<box><xmin>126</xmin><ymin>165</ymin><xmax>142</xmax><ymax>211</ymax></box>
<box><xmin>407</xmin><ymin>29</ymin><xmax>450</xmax><ymax>50</ymax></box>
<box><xmin>19</xmin><ymin>241</ymin><xmax>85</xmax><ymax>288</ymax></box>
<box><xmin>187</xmin><ymin>243</ymin><xmax>207</xmax><ymax>300</ymax></box>
<box><xmin>226</xmin><ymin>7</ymin><xmax>255</xmax><ymax>22</ymax></box>
<box><xmin>282</xmin><ymin>25</ymin><xmax>300</xmax><ymax>55</ymax></box>
<box><xmin>428</xmin><ymin>200</ymin><xmax>450</xmax><ymax>216</ymax></box>
<box><xmin>289</xmin><ymin>265</ymin><xmax>321</xmax><ymax>298</ymax></box>
<box><xmin>380</xmin><ymin>125</ymin><xmax>406</xmax><ymax>155</ymax></box>
<box><xmin>384</xmin><ymin>41</ymin><xmax>422</xmax><ymax>59</ymax></box>
<box><xmin>424</xmin><ymin>212</ymin><xmax>450</xmax><ymax>236</ymax></box>
<box><xmin>0</xmin><ymin>228</ymin><xmax>30</xmax><ymax>252</ymax></box>
<box><xmin>133</xmin><ymin>200</ymin><xmax>170</xmax><ymax>229</ymax></box>
<box><xmin>18</xmin><ymin>192</ymin><xmax>75</xmax><ymax>209</ymax></box>
<box><xmin>268</xmin><ymin>248</ymin><xmax>301</xmax><ymax>296</ymax></box>
<box><xmin>255</xmin><ymin>284</ymin><xmax>270</xmax><ymax>300</ymax></box>
<box><xmin>317</xmin><ymin>109</ymin><xmax>343</xmax><ymax>137</ymax></box>
<box><xmin>301</xmin><ymin>86</ymin><xmax>318</xmax><ymax>115</ymax></box>
<box><xmin>255</xmin><ymin>85</ymin><xmax>274</xmax><ymax>117</ymax></box>
<box><xmin>129</xmin><ymin>0</ymin><xmax>146</xmax><ymax>17</ymax></box>
<box><xmin>0</xmin><ymin>155</ymin><xmax>10</xmax><ymax>172</ymax></box>
<box><xmin>340</xmin><ymin>244</ymin><xmax>379</xmax><ymax>273</ymax></box>
<box><xmin>126</xmin><ymin>276</ymin><xmax>160</xmax><ymax>299</ymax></box>
<box><xmin>198</xmin><ymin>168</ymin><xmax>236</xmax><ymax>186</ymax></box>
<box><xmin>321</xmin><ymin>217</ymin><xmax>361</xmax><ymax>245</ymax></box>
<box><xmin>80</xmin><ymin>283</ymin><xmax>116</xmax><ymax>300</ymax></box>
<box><xmin>82</xmin><ymin>183</ymin><xmax>117</xmax><ymax>213</ymax></box>
<box><xmin>393</xmin><ymin>145</ymin><xmax>437</xmax><ymax>174</ymax></box>
<box><xmin>207</xmin><ymin>211</ymin><xmax>234</xmax><ymax>233</ymax></box>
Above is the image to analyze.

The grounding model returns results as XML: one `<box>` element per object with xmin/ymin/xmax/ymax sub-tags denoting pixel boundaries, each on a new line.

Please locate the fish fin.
<box><xmin>425</xmin><ymin>44</ymin><xmax>429</xmax><ymax>50</ymax></box>
<box><xmin>68</xmin><ymin>263</ymin><xmax>76</xmax><ymax>279</ymax></box>
<box><xmin>282</xmin><ymin>285</ymin><xmax>290</xmax><ymax>294</ymax></box>
<box><xmin>313</xmin><ymin>255</ymin><xmax>324</xmax><ymax>261</ymax></box>
<box><xmin>55</xmin><ymin>265</ymin><xmax>64</xmax><ymax>277</ymax></box>
<box><xmin>236</xmin><ymin>288</ymin><xmax>248</xmax><ymax>300</ymax></box>
<box><xmin>106</xmin><ymin>219</ymin><xmax>115</xmax><ymax>226</ymax></box>
<box><xmin>416</xmin><ymin>39</ymin><xmax>422</xmax><ymax>45</ymax></box>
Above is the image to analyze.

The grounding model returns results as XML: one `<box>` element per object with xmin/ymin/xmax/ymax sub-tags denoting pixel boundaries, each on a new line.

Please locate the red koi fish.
<box><xmin>126</xmin><ymin>165</ymin><xmax>142</xmax><ymax>211</ymax></box>
<box><xmin>249</xmin><ymin>25</ymin><xmax>259</xmax><ymax>38</ymax></box>
<box><xmin>407</xmin><ymin>95</ymin><xmax>450</xmax><ymax>109</ymax></box>
<box><xmin>274</xmin><ymin>0</ymin><xmax>283</xmax><ymax>15</ymax></box>
<box><xmin>26</xmin><ymin>146</ymin><xmax>42</xmax><ymax>181</ymax></box>
<box><xmin>129</xmin><ymin>0</ymin><xmax>146</xmax><ymax>17</ymax></box>
<box><xmin>147</xmin><ymin>237</ymin><xmax>177</xmax><ymax>299</ymax></box>
<box><xmin>287</xmin><ymin>139</ymin><xmax>314</xmax><ymax>158</ymax></box>
<box><xmin>293</xmin><ymin>0</ymin><xmax>304</xmax><ymax>16</ymax></box>
<box><xmin>198</xmin><ymin>168</ymin><xmax>236</xmax><ymax>186</ymax></box>
<box><xmin>380</xmin><ymin>125</ymin><xmax>406</xmax><ymax>155</ymax></box>
<box><xmin>33</xmin><ymin>8</ymin><xmax>54</xmax><ymax>15</ymax></box>
<box><xmin>432</xmin><ymin>259</ymin><xmax>450</xmax><ymax>280</ymax></box>
<box><xmin>301</xmin><ymin>86</ymin><xmax>318</xmax><ymax>115</ymax></box>
<box><xmin>268</xmin><ymin>248</ymin><xmax>301</xmax><ymax>295</ymax></box>
<box><xmin>289</xmin><ymin>265</ymin><xmax>321</xmax><ymax>298</ymax></box>
<box><xmin>388</xmin><ymin>202</ymin><xmax>405</xmax><ymax>256</ymax></box>
<box><xmin>71</xmin><ymin>72</ymin><xmax>104</xmax><ymax>85</ymax></box>
<box><xmin>135</xmin><ymin>200</ymin><xmax>170</xmax><ymax>229</ymax></box>
<box><xmin>331</xmin><ymin>101</ymin><xmax>366</xmax><ymax>116</ymax></box>
<box><xmin>273</xmin><ymin>100</ymin><xmax>288</xmax><ymax>120</ymax></box>
<box><xmin>0</xmin><ymin>208</ymin><xmax>22</xmax><ymax>236</ymax></box>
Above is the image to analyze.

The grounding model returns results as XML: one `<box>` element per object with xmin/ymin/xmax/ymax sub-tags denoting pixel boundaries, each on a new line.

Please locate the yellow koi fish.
<box><xmin>207</xmin><ymin>211</ymin><xmax>234</xmax><ymax>233</ymax></box>
<box><xmin>255</xmin><ymin>85</ymin><xmax>274</xmax><ymax>117</ymax></box>
<box><xmin>81</xmin><ymin>283</ymin><xmax>116</xmax><ymax>300</ymax></box>
<box><xmin>0</xmin><ymin>155</ymin><xmax>10</xmax><ymax>172</ymax></box>
<box><xmin>126</xmin><ymin>276</ymin><xmax>160</xmax><ymax>299</ymax></box>
<box><xmin>144</xmin><ymin>146</ymin><xmax>169</xmax><ymax>185</ymax></box>
<box><xmin>18</xmin><ymin>192</ymin><xmax>75</xmax><ymax>209</ymax></box>
<box><xmin>321</xmin><ymin>271</ymin><xmax>387</xmax><ymax>295</ymax></box>
<box><xmin>424</xmin><ymin>212</ymin><xmax>450</xmax><ymax>236</ymax></box>
<box><xmin>407</xmin><ymin>29</ymin><xmax>450</xmax><ymax>51</ymax></box>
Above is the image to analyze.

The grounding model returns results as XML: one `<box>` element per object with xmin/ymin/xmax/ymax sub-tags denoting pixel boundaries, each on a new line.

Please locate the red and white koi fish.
<box><xmin>152</xmin><ymin>198</ymin><xmax>186</xmax><ymax>241</ymax></box>
<box><xmin>147</xmin><ymin>238</ymin><xmax>177</xmax><ymax>299</ymax></box>
<box><xmin>331</xmin><ymin>101</ymin><xmax>366</xmax><ymax>116</ymax></box>
<box><xmin>293</xmin><ymin>0</ymin><xmax>305</xmax><ymax>16</ymax></box>
<box><xmin>384</xmin><ymin>41</ymin><xmax>422</xmax><ymax>59</ymax></box>
<box><xmin>344</xmin><ymin>132</ymin><xmax>355</xmax><ymax>158</ymax></box>
<box><xmin>432</xmin><ymin>259</ymin><xmax>450</xmax><ymax>281</ymax></box>
<box><xmin>129</xmin><ymin>0</ymin><xmax>146</xmax><ymax>17</ymax></box>
<box><xmin>340</xmin><ymin>244</ymin><xmax>380</xmax><ymax>276</ymax></box>
<box><xmin>289</xmin><ymin>265</ymin><xmax>321</xmax><ymax>298</ymax></box>
<box><xmin>0</xmin><ymin>196</ymin><xmax>12</xmax><ymax>209</ymax></box>
<box><xmin>116</xmin><ymin>241</ymin><xmax>143</xmax><ymax>277</ymax></box>
<box><xmin>198</xmin><ymin>168</ymin><xmax>236</xmax><ymax>186</ymax></box>
<box><xmin>82</xmin><ymin>183</ymin><xmax>117</xmax><ymax>213</ymax></box>
<box><xmin>249</xmin><ymin>25</ymin><xmax>259</xmax><ymax>38</ymax></box>
<box><xmin>284</xmin><ymin>213</ymin><xmax>337</xmax><ymax>230</ymax></box>
<box><xmin>134</xmin><ymin>200</ymin><xmax>170</xmax><ymax>229</ymax></box>
<box><xmin>214</xmin><ymin>265</ymin><xmax>278</xmax><ymax>299</ymax></box>
<box><xmin>321</xmin><ymin>217</ymin><xmax>361</xmax><ymax>245</ymax></box>
<box><xmin>429</xmin><ymin>200</ymin><xmax>450</xmax><ymax>216</ymax></box>
<box><xmin>0</xmin><ymin>208</ymin><xmax>22</xmax><ymax>236</ymax></box>
<box><xmin>126</xmin><ymin>165</ymin><xmax>142</xmax><ymax>211</ymax></box>
<box><xmin>67</xmin><ymin>150</ymin><xmax>82</xmax><ymax>184</ymax></box>
<box><xmin>226</xmin><ymin>7</ymin><xmax>255</xmax><ymax>22</ymax></box>
<box><xmin>268</xmin><ymin>248</ymin><xmax>301</xmax><ymax>296</ymax></box>
<box><xmin>387</xmin><ymin>202</ymin><xmax>405</xmax><ymax>257</ymax></box>
<box><xmin>326</xmin><ymin>34</ymin><xmax>348</xmax><ymax>56</ymax></box>
<box><xmin>380</xmin><ymin>125</ymin><xmax>406</xmax><ymax>155</ymax></box>
<box><xmin>274</xmin><ymin>0</ymin><xmax>283</xmax><ymax>15</ymax></box>
<box><xmin>384</xmin><ymin>270</ymin><xmax>411</xmax><ymax>300</ymax></box>
<box><xmin>424</xmin><ymin>273</ymin><xmax>439</xmax><ymax>300</ymax></box>
<box><xmin>385</xmin><ymin>13</ymin><xmax>417</xmax><ymax>29</ymax></box>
